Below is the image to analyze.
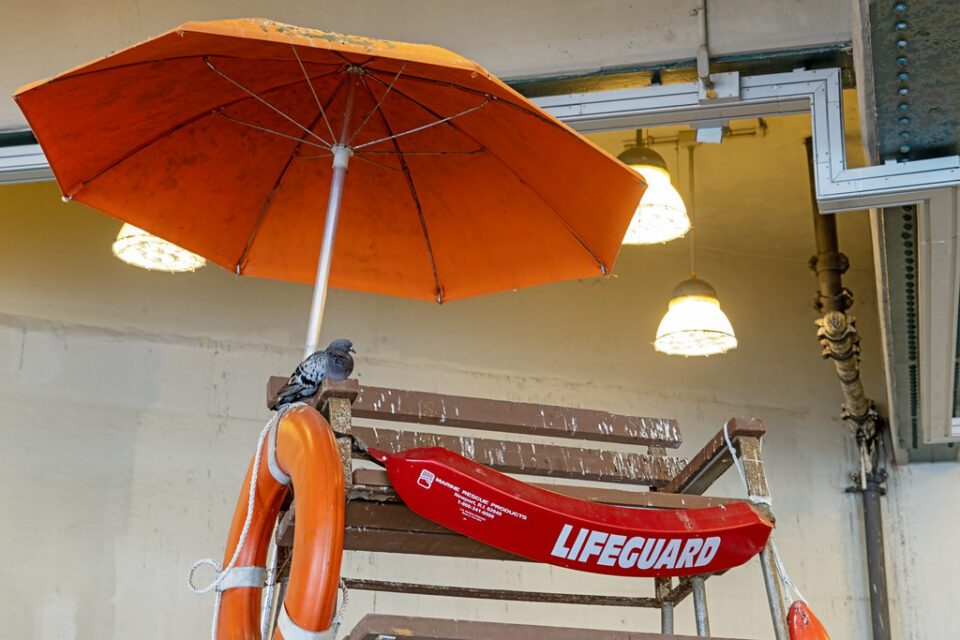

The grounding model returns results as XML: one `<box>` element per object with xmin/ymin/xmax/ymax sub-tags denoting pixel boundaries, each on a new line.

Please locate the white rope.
<box><xmin>332</xmin><ymin>578</ymin><xmax>350</xmax><ymax>636</ymax></box>
<box><xmin>188</xmin><ymin>403</ymin><xmax>306</xmax><ymax>640</ymax></box>
<box><xmin>721</xmin><ymin>422</ymin><xmax>803</xmax><ymax>606</ymax></box>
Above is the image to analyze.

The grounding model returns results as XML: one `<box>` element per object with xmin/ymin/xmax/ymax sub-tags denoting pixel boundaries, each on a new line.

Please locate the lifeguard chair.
<box><xmin>265</xmin><ymin>378</ymin><xmax>791</xmax><ymax>639</ymax></box>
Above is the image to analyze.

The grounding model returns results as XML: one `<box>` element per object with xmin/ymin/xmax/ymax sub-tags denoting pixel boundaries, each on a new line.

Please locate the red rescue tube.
<box><xmin>373</xmin><ymin>447</ymin><xmax>773</xmax><ymax>578</ymax></box>
<box><xmin>788</xmin><ymin>601</ymin><xmax>831</xmax><ymax>639</ymax></box>
<box><xmin>218</xmin><ymin>406</ymin><xmax>344</xmax><ymax>640</ymax></box>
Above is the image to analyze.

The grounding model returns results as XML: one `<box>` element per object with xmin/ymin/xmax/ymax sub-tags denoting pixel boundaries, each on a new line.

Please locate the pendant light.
<box><xmin>618</xmin><ymin>131</ymin><xmax>690</xmax><ymax>245</ymax></box>
<box><xmin>112</xmin><ymin>223</ymin><xmax>206</xmax><ymax>272</ymax></box>
<box><xmin>654</xmin><ymin>145</ymin><xmax>737</xmax><ymax>357</ymax></box>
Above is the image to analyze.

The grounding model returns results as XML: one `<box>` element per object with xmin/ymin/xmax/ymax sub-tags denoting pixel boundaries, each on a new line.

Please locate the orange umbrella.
<box><xmin>15</xmin><ymin>19</ymin><xmax>644</xmax><ymax>354</ymax></box>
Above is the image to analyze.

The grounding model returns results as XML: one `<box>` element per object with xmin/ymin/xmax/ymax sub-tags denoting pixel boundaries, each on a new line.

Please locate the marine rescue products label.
<box><xmin>417</xmin><ymin>468</ymin><xmax>529</xmax><ymax>524</ymax></box>
<box><xmin>374</xmin><ymin>447</ymin><xmax>773</xmax><ymax>578</ymax></box>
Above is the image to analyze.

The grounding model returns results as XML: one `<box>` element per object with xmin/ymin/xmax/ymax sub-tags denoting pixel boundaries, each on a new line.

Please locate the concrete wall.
<box><xmin>1</xmin><ymin>179</ymin><xmax>957</xmax><ymax>639</ymax></box>
<box><xmin>0</xmin><ymin>0</ymin><xmax>855</xmax><ymax>130</ymax></box>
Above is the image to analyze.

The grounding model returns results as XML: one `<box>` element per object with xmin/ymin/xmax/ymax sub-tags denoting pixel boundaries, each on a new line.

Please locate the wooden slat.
<box><xmin>355</xmin><ymin>385</ymin><xmax>682</xmax><ymax>447</ymax></box>
<box><xmin>346</xmin><ymin>529</ymin><xmax>522</xmax><ymax>561</ymax></box>
<box><xmin>343</xmin><ymin>579</ymin><xmax>660</xmax><ymax>607</ymax></box>
<box><xmin>660</xmin><ymin>418</ymin><xmax>767</xmax><ymax>495</ymax></box>
<box><xmin>350</xmin><ymin>468</ymin><xmax>742</xmax><ymax>510</ymax></box>
<box><xmin>352</xmin><ymin>425</ymin><xmax>686</xmax><ymax>486</ymax></box>
<box><xmin>267</xmin><ymin>377</ymin><xmax>682</xmax><ymax>447</ymax></box>
<box><xmin>273</xmin><ymin>501</ymin><xmax>522</xmax><ymax>560</ymax></box>
<box><xmin>347</xmin><ymin>614</ymin><xmax>744</xmax><ymax>640</ymax></box>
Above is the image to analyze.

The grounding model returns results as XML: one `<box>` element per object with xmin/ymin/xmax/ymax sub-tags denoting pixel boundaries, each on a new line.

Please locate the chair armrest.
<box><xmin>660</xmin><ymin>417</ymin><xmax>766</xmax><ymax>495</ymax></box>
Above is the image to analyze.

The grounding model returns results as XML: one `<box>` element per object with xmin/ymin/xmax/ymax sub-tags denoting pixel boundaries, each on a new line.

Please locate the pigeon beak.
<box><xmin>349</xmin><ymin>347</ymin><xmax>356</xmax><ymax>354</ymax></box>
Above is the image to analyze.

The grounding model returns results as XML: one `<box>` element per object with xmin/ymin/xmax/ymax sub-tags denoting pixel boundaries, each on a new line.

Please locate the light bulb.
<box><xmin>623</xmin><ymin>165</ymin><xmax>690</xmax><ymax>244</ymax></box>
<box><xmin>616</xmin><ymin>144</ymin><xmax>690</xmax><ymax>245</ymax></box>
<box><xmin>112</xmin><ymin>223</ymin><xmax>206</xmax><ymax>272</ymax></box>
<box><xmin>654</xmin><ymin>277</ymin><xmax>737</xmax><ymax>356</ymax></box>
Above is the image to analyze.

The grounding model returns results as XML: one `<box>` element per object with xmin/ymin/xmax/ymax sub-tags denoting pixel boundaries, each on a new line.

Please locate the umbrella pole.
<box><xmin>303</xmin><ymin>75</ymin><xmax>358</xmax><ymax>357</ymax></box>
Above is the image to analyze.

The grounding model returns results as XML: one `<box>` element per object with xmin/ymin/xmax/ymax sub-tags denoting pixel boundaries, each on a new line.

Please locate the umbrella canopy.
<box><xmin>16</xmin><ymin>19</ymin><xmax>643</xmax><ymax>305</ymax></box>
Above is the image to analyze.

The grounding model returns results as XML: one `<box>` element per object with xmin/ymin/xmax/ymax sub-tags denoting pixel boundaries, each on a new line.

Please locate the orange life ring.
<box><xmin>216</xmin><ymin>405</ymin><xmax>344</xmax><ymax>640</ymax></box>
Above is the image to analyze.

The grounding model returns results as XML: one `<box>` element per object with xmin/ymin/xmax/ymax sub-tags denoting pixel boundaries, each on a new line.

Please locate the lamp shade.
<box><xmin>654</xmin><ymin>277</ymin><xmax>737</xmax><ymax>356</ymax></box>
<box><xmin>112</xmin><ymin>223</ymin><xmax>206</xmax><ymax>272</ymax></box>
<box><xmin>618</xmin><ymin>146</ymin><xmax>690</xmax><ymax>245</ymax></box>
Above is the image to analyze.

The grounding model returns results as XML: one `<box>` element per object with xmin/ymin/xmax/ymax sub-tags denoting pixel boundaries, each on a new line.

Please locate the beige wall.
<box><xmin>0</xmin><ymin>0</ymin><xmax>855</xmax><ymax>130</ymax></box>
<box><xmin>2</xmin><ymin>179</ymin><xmax>958</xmax><ymax>639</ymax></box>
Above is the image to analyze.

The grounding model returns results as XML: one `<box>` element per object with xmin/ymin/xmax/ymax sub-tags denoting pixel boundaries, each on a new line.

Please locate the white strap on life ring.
<box><xmin>267</xmin><ymin>419</ymin><xmax>292</xmax><ymax>486</ymax></box>
<box><xmin>215</xmin><ymin>566</ymin><xmax>265</xmax><ymax>592</ymax></box>
<box><xmin>277</xmin><ymin>604</ymin><xmax>335</xmax><ymax>640</ymax></box>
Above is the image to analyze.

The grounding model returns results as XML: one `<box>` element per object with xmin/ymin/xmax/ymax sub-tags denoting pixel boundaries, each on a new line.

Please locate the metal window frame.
<box><xmin>0</xmin><ymin>143</ymin><xmax>51</xmax><ymax>184</ymax></box>
<box><xmin>533</xmin><ymin>68</ymin><xmax>960</xmax><ymax>214</ymax></box>
<box><xmin>915</xmin><ymin>187</ymin><xmax>960</xmax><ymax>444</ymax></box>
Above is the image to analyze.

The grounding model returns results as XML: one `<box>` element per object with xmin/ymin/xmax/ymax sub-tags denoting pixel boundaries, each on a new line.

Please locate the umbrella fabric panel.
<box><xmin>17</xmin><ymin>55</ymin><xmax>335</xmax><ymax>197</ymax></box>
<box><xmin>16</xmin><ymin>19</ymin><xmax>645</xmax><ymax>303</ymax></box>
<box><xmin>243</xmin><ymin>135</ymin><xmax>443</xmax><ymax>300</ymax></box>
<box><xmin>393</xmin><ymin>77</ymin><xmax>642</xmax><ymax>273</ymax></box>
<box><xmin>72</xmin><ymin>74</ymin><xmax>330</xmax><ymax>270</ymax></box>
<box><xmin>401</xmin><ymin>146</ymin><xmax>603</xmax><ymax>302</ymax></box>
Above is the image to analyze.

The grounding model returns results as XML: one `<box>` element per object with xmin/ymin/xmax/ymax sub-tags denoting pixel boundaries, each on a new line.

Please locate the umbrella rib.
<box><xmin>358</xmin><ymin>79</ymin><xmax>445</xmax><ymax>303</ymax></box>
<box><xmin>353</xmin><ymin>154</ymin><xmax>401</xmax><ymax>172</ymax></box>
<box><xmin>29</xmin><ymin>53</ymin><xmax>341</xmax><ymax>85</ymax></box>
<box><xmin>352</xmin><ymin>99</ymin><xmax>490</xmax><ymax>150</ymax></box>
<box><xmin>67</xmin><ymin>68</ymin><xmax>341</xmax><ymax>196</ymax></box>
<box><xmin>347</xmin><ymin>62</ymin><xmax>407</xmax><ymax>144</ymax></box>
<box><xmin>205</xmin><ymin>57</ymin><xmax>332</xmax><ymax>148</ymax></box>
<box><xmin>290</xmin><ymin>45</ymin><xmax>338</xmax><ymax>144</ymax></box>
<box><xmin>215</xmin><ymin>111</ymin><xmax>330</xmax><ymax>149</ymax></box>
<box><xmin>366</xmin><ymin>76</ymin><xmax>608</xmax><ymax>274</ymax></box>
<box><xmin>363</xmin><ymin>66</ymin><xmax>563</xmax><ymax>128</ymax></box>
<box><xmin>328</xmin><ymin>50</ymin><xmax>376</xmax><ymax>69</ymax></box>
<box><xmin>358</xmin><ymin>149</ymin><xmax>483</xmax><ymax>156</ymax></box>
<box><xmin>234</xmin><ymin>75</ymin><xmax>351</xmax><ymax>274</ymax></box>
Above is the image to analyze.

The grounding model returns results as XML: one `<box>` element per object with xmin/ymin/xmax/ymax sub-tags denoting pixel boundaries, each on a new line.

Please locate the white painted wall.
<box><xmin>0</xmin><ymin>0</ymin><xmax>854</xmax><ymax>130</ymax></box>
<box><xmin>1</xmin><ymin>180</ymin><xmax>957</xmax><ymax>639</ymax></box>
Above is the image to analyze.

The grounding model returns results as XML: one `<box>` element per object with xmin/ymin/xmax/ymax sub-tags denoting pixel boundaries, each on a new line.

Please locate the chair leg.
<box><xmin>692</xmin><ymin>576</ymin><xmax>710</xmax><ymax>636</ymax></box>
<box><xmin>656</xmin><ymin>577</ymin><xmax>674</xmax><ymax>634</ymax></box>
<box><xmin>759</xmin><ymin>542</ymin><xmax>789</xmax><ymax>640</ymax></box>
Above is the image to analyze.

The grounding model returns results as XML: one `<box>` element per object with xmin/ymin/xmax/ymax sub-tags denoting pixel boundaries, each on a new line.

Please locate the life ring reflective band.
<box><xmin>216</xmin><ymin>566</ymin><xmax>266</xmax><ymax>592</ymax></box>
<box><xmin>218</xmin><ymin>406</ymin><xmax>344</xmax><ymax>640</ymax></box>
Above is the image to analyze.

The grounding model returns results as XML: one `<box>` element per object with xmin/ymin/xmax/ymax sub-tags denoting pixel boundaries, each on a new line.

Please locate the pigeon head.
<box><xmin>327</xmin><ymin>338</ymin><xmax>355</xmax><ymax>354</ymax></box>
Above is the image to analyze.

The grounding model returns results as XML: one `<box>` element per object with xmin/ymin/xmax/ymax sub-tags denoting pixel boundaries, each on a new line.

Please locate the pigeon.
<box><xmin>275</xmin><ymin>339</ymin><xmax>356</xmax><ymax>408</ymax></box>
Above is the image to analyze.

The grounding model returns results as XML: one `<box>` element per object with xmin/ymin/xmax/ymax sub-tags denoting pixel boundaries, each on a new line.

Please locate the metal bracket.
<box><xmin>699</xmin><ymin>71</ymin><xmax>740</xmax><ymax>104</ymax></box>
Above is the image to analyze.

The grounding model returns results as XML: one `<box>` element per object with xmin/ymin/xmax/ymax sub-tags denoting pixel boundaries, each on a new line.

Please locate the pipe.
<box><xmin>805</xmin><ymin>138</ymin><xmax>874</xmax><ymax>423</ymax></box>
<box><xmin>694</xmin><ymin>1</ymin><xmax>715</xmax><ymax>97</ymax></box>
<box><xmin>862</xmin><ymin>472</ymin><xmax>890</xmax><ymax>640</ymax></box>
<box><xmin>805</xmin><ymin>137</ymin><xmax>891</xmax><ymax>640</ymax></box>
<box><xmin>304</xmin><ymin>75</ymin><xmax>359</xmax><ymax>356</ymax></box>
